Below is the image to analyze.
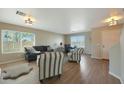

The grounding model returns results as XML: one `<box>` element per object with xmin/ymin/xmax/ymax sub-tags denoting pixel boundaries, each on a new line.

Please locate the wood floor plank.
<box><xmin>0</xmin><ymin>54</ymin><xmax>121</xmax><ymax>84</ymax></box>
<box><xmin>44</xmin><ymin>55</ymin><xmax>120</xmax><ymax>84</ymax></box>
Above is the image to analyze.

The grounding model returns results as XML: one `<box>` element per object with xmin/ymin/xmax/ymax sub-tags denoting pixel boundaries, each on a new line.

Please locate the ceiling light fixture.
<box><xmin>24</xmin><ymin>16</ymin><xmax>35</xmax><ymax>25</ymax></box>
<box><xmin>25</xmin><ymin>17</ymin><xmax>33</xmax><ymax>25</ymax></box>
<box><xmin>16</xmin><ymin>10</ymin><xmax>35</xmax><ymax>25</ymax></box>
<box><xmin>108</xmin><ymin>18</ymin><xmax>118</xmax><ymax>26</ymax></box>
<box><xmin>103</xmin><ymin>16</ymin><xmax>123</xmax><ymax>26</ymax></box>
<box><xmin>16</xmin><ymin>11</ymin><xmax>26</xmax><ymax>16</ymax></box>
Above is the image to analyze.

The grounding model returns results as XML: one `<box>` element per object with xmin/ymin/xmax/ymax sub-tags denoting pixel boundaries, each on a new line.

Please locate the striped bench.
<box><xmin>37</xmin><ymin>52</ymin><xmax>64</xmax><ymax>81</ymax></box>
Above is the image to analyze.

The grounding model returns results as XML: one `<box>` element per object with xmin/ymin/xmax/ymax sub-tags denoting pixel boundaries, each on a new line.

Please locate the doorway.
<box><xmin>102</xmin><ymin>29</ymin><xmax>120</xmax><ymax>59</ymax></box>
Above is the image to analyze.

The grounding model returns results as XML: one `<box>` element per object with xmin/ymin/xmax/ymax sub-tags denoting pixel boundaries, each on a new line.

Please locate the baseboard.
<box><xmin>120</xmin><ymin>79</ymin><xmax>124</xmax><ymax>84</ymax></box>
<box><xmin>102</xmin><ymin>59</ymin><xmax>109</xmax><ymax>61</ymax></box>
<box><xmin>91</xmin><ymin>56</ymin><xmax>102</xmax><ymax>60</ymax></box>
<box><xmin>0</xmin><ymin>58</ymin><xmax>25</xmax><ymax>65</ymax></box>
<box><xmin>109</xmin><ymin>71</ymin><xmax>123</xmax><ymax>84</ymax></box>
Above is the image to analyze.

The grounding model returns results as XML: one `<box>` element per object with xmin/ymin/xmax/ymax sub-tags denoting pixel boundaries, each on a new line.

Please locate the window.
<box><xmin>71</xmin><ymin>35</ymin><xmax>85</xmax><ymax>48</ymax></box>
<box><xmin>1</xmin><ymin>30</ymin><xmax>35</xmax><ymax>54</ymax></box>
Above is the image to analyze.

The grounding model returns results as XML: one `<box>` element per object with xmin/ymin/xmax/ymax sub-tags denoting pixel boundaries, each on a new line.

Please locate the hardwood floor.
<box><xmin>43</xmin><ymin>55</ymin><xmax>121</xmax><ymax>84</ymax></box>
<box><xmin>0</xmin><ymin>54</ymin><xmax>121</xmax><ymax>84</ymax></box>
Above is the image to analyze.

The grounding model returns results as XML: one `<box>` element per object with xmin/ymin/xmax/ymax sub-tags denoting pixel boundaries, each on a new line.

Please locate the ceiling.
<box><xmin>0</xmin><ymin>8</ymin><xmax>124</xmax><ymax>34</ymax></box>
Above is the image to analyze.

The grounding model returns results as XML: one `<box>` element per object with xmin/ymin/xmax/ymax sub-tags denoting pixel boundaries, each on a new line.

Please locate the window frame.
<box><xmin>70</xmin><ymin>35</ymin><xmax>85</xmax><ymax>48</ymax></box>
<box><xmin>1</xmin><ymin>30</ymin><xmax>35</xmax><ymax>54</ymax></box>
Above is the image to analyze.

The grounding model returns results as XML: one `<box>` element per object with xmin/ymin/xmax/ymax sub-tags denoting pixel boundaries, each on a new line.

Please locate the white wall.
<box><xmin>91</xmin><ymin>30</ymin><xmax>102</xmax><ymax>59</ymax></box>
<box><xmin>101</xmin><ymin>28</ymin><xmax>121</xmax><ymax>59</ymax></box>
<box><xmin>109</xmin><ymin>24</ymin><xmax>124</xmax><ymax>83</ymax></box>
<box><xmin>0</xmin><ymin>22</ymin><xmax>64</xmax><ymax>64</ymax></box>
<box><xmin>64</xmin><ymin>32</ymin><xmax>91</xmax><ymax>54</ymax></box>
<box><xmin>91</xmin><ymin>25</ymin><xmax>122</xmax><ymax>59</ymax></box>
<box><xmin>120</xmin><ymin>25</ymin><xmax>124</xmax><ymax>83</ymax></box>
<box><xmin>109</xmin><ymin>43</ymin><xmax>121</xmax><ymax>78</ymax></box>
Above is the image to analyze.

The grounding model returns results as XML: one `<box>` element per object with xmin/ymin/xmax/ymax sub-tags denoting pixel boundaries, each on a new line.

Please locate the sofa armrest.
<box><xmin>36</xmin><ymin>55</ymin><xmax>41</xmax><ymax>66</ymax></box>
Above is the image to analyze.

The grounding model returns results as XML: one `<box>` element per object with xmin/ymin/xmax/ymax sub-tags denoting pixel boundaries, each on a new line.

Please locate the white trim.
<box><xmin>91</xmin><ymin>56</ymin><xmax>102</xmax><ymax>59</ymax></box>
<box><xmin>109</xmin><ymin>71</ymin><xmax>123</xmax><ymax>84</ymax></box>
<box><xmin>0</xmin><ymin>58</ymin><xmax>25</xmax><ymax>65</ymax></box>
<box><xmin>1</xmin><ymin>29</ymin><xmax>35</xmax><ymax>54</ymax></box>
<box><xmin>120</xmin><ymin>79</ymin><xmax>124</xmax><ymax>84</ymax></box>
<box><xmin>0</xmin><ymin>68</ymin><xmax>2</xmax><ymax>79</ymax></box>
<box><xmin>1</xmin><ymin>51</ymin><xmax>24</xmax><ymax>54</ymax></box>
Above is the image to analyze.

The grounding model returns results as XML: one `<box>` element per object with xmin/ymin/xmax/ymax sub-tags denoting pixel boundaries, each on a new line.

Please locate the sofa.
<box><xmin>67</xmin><ymin>48</ymin><xmax>84</xmax><ymax>63</ymax></box>
<box><xmin>24</xmin><ymin>47</ymin><xmax>41</xmax><ymax>62</ymax></box>
<box><xmin>33</xmin><ymin>45</ymin><xmax>50</xmax><ymax>52</ymax></box>
<box><xmin>37</xmin><ymin>52</ymin><xmax>64</xmax><ymax>81</ymax></box>
<box><xmin>54</xmin><ymin>47</ymin><xmax>65</xmax><ymax>52</ymax></box>
<box><xmin>64</xmin><ymin>44</ymin><xmax>76</xmax><ymax>53</ymax></box>
<box><xmin>24</xmin><ymin>46</ymin><xmax>52</xmax><ymax>62</ymax></box>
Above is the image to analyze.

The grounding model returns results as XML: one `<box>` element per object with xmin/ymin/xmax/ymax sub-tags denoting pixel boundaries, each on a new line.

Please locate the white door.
<box><xmin>102</xmin><ymin>30</ymin><xmax>120</xmax><ymax>59</ymax></box>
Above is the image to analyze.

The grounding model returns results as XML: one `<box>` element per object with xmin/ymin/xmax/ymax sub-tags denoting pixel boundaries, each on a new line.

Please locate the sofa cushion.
<box><xmin>26</xmin><ymin>47</ymin><xmax>40</xmax><ymax>54</ymax></box>
<box><xmin>33</xmin><ymin>46</ymin><xmax>43</xmax><ymax>51</ymax></box>
<box><xmin>33</xmin><ymin>46</ymin><xmax>50</xmax><ymax>52</ymax></box>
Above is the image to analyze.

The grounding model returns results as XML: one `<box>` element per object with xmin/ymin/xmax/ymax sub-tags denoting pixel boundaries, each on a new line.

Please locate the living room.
<box><xmin>0</xmin><ymin>8</ymin><xmax>124</xmax><ymax>85</ymax></box>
